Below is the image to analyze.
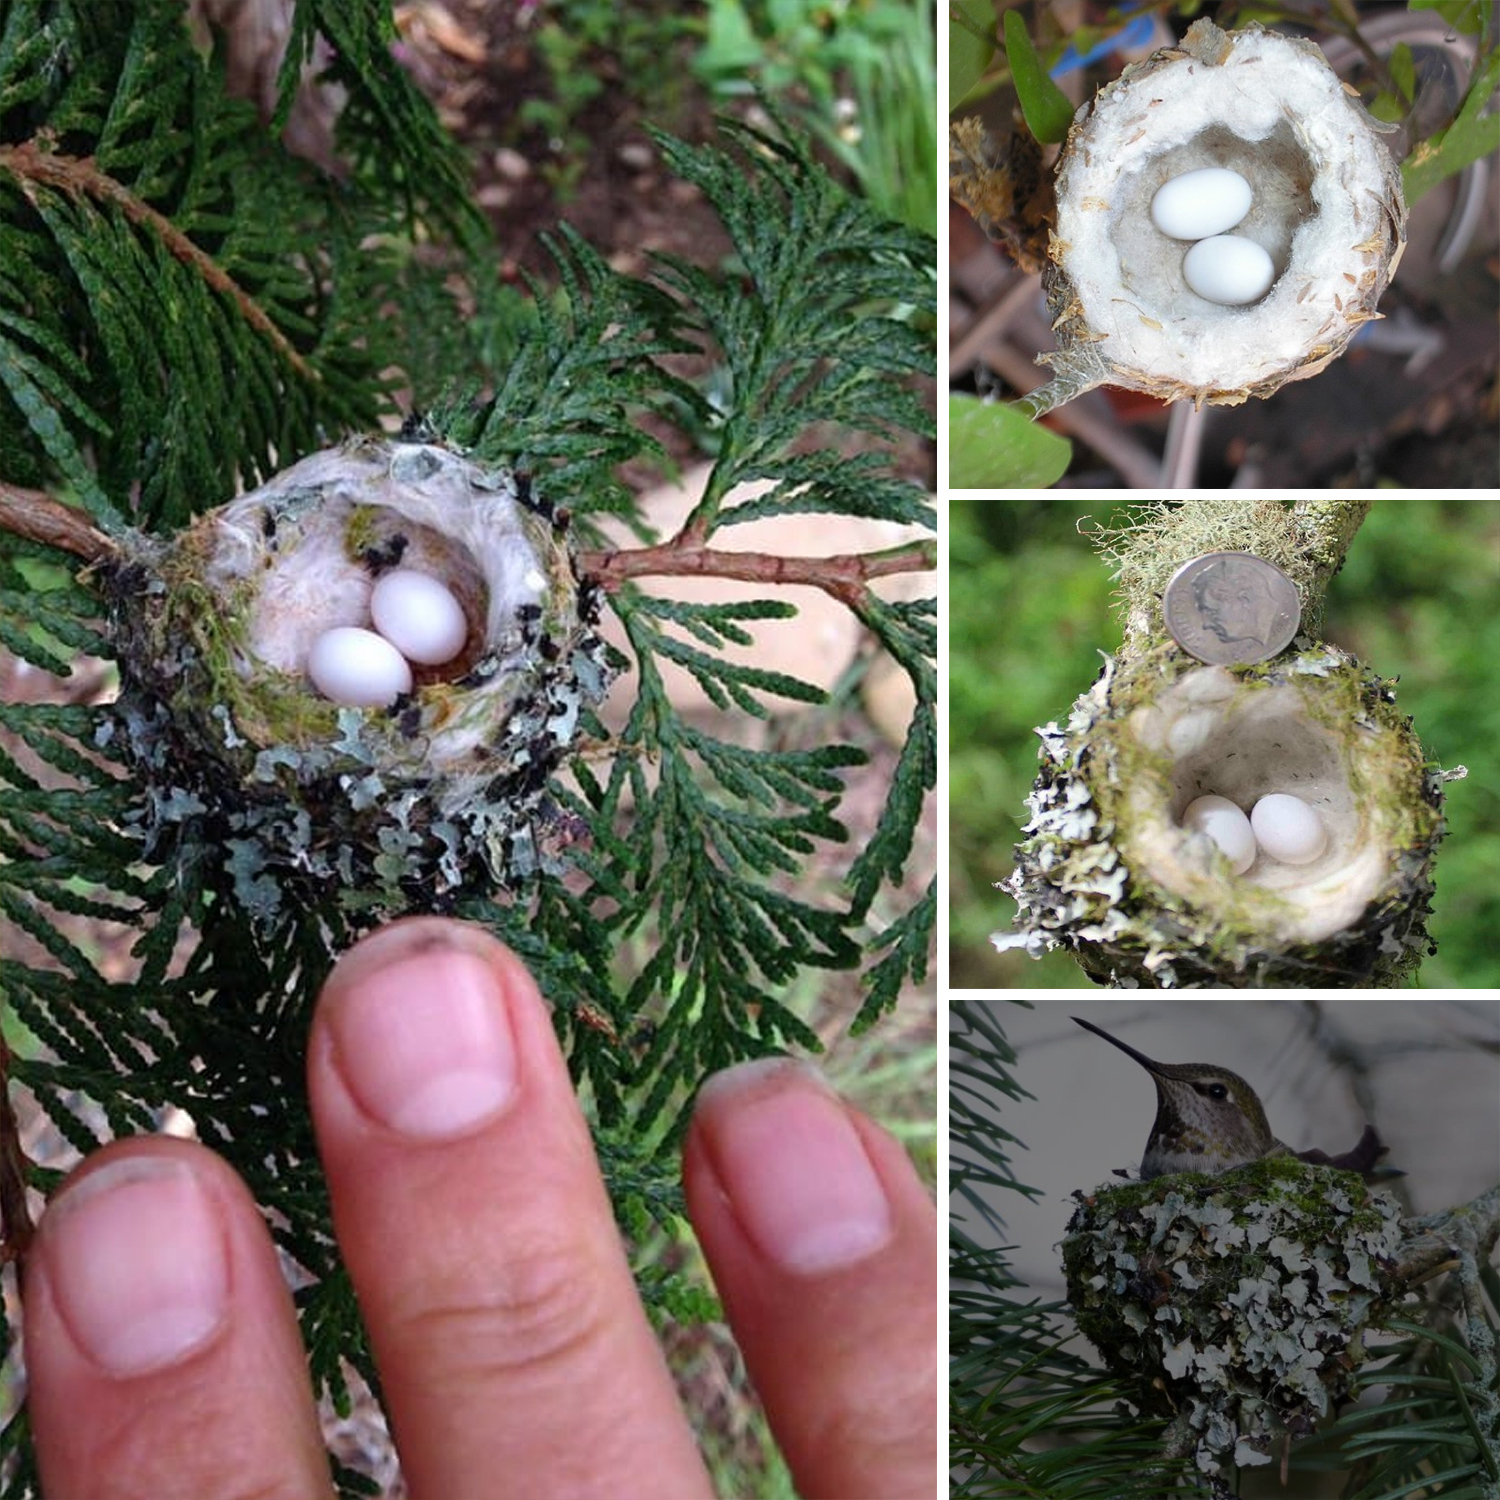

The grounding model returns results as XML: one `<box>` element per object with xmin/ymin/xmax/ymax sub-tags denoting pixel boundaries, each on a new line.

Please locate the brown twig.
<box><xmin>0</xmin><ymin>141</ymin><xmax>314</xmax><ymax>384</ymax></box>
<box><xmin>578</xmin><ymin>538</ymin><xmax>936</xmax><ymax>607</ymax></box>
<box><xmin>0</xmin><ymin>482</ymin><xmax>117</xmax><ymax>563</ymax></box>
<box><xmin>0</xmin><ymin>1026</ymin><xmax>35</xmax><ymax>1272</ymax></box>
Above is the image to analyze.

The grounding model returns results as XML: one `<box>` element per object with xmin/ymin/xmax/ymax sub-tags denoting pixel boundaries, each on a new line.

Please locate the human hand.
<box><xmin>22</xmin><ymin>918</ymin><xmax>937</xmax><ymax>1499</ymax></box>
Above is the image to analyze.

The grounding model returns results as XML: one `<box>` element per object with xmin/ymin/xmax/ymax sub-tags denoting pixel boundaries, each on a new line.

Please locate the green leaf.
<box><xmin>950</xmin><ymin>0</ymin><xmax>996</xmax><ymax>110</ymax></box>
<box><xmin>1370</xmin><ymin>42</ymin><xmax>1416</xmax><ymax>123</ymax></box>
<box><xmin>1003</xmin><ymin>10</ymin><xmax>1074</xmax><ymax>146</ymax></box>
<box><xmin>1402</xmin><ymin>48</ymin><xmax>1500</xmax><ymax>205</ymax></box>
<box><xmin>950</xmin><ymin>393</ymin><xmax>1072</xmax><ymax>489</ymax></box>
<box><xmin>1409</xmin><ymin>0</ymin><xmax>1487</xmax><ymax>36</ymax></box>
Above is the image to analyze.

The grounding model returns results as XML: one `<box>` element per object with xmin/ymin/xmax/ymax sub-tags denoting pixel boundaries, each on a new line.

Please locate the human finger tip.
<box><xmin>25</xmin><ymin>1138</ymin><xmax>332</xmax><ymax>1500</ymax></box>
<box><xmin>688</xmin><ymin>1056</ymin><xmax>896</xmax><ymax>1277</ymax></box>
<box><xmin>29</xmin><ymin>1139</ymin><xmax>235</xmax><ymax>1378</ymax></box>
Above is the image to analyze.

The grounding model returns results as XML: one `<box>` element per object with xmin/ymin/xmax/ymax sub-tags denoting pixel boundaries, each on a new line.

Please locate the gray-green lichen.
<box><xmin>992</xmin><ymin>502</ymin><xmax>1465</xmax><ymax>988</ymax></box>
<box><xmin>100</xmin><ymin>438</ymin><xmax>612</xmax><ymax>922</ymax></box>
<box><xmin>1062</xmin><ymin>1158</ymin><xmax>1405</xmax><ymax>1489</ymax></box>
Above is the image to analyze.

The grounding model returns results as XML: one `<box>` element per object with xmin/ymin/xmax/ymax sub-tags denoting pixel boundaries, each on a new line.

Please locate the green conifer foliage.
<box><xmin>0</xmin><ymin>2</ymin><xmax>934</xmax><ymax>1490</ymax></box>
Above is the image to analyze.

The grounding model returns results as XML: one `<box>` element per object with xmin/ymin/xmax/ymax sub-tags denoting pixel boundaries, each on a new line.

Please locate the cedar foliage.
<box><xmin>0</xmin><ymin>1</ymin><xmax>935</xmax><ymax>1490</ymax></box>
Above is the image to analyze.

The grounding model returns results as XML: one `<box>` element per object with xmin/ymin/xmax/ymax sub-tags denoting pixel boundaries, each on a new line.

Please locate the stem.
<box><xmin>0</xmin><ymin>483</ymin><xmax>117</xmax><ymax>563</ymax></box>
<box><xmin>0</xmin><ymin>142</ymin><xmax>314</xmax><ymax>384</ymax></box>
<box><xmin>1290</xmin><ymin>498</ymin><xmax>1372</xmax><ymax>612</ymax></box>
<box><xmin>579</xmin><ymin>537</ymin><xmax>937</xmax><ymax>607</ymax></box>
<box><xmin>0</xmin><ymin>1026</ymin><xmax>35</xmax><ymax>1271</ymax></box>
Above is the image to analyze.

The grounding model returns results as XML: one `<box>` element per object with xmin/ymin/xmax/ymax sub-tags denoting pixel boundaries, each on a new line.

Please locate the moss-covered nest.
<box><xmin>102</xmin><ymin>437</ymin><xmax>612</xmax><ymax>921</ymax></box>
<box><xmin>996</xmin><ymin>643</ymin><xmax>1447</xmax><ymax>987</ymax></box>
<box><xmin>991</xmin><ymin>501</ymin><xmax>1464</xmax><ymax>988</ymax></box>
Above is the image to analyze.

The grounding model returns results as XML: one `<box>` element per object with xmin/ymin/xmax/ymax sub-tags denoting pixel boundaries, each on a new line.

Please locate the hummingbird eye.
<box><xmin>1206</xmin><ymin>1083</ymin><xmax>1229</xmax><ymax>1101</ymax></box>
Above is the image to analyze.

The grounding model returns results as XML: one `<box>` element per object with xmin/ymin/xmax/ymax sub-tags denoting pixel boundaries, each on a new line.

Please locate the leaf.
<box><xmin>1369</xmin><ymin>42</ymin><xmax>1416</xmax><ymax>124</ymax></box>
<box><xmin>1408</xmin><ymin>0</ymin><xmax>1488</xmax><ymax>36</ymax></box>
<box><xmin>950</xmin><ymin>393</ymin><xmax>1072</xmax><ymax>489</ymax></box>
<box><xmin>1003</xmin><ymin>10</ymin><xmax>1074</xmax><ymax>146</ymax></box>
<box><xmin>950</xmin><ymin>0</ymin><xmax>996</xmax><ymax>110</ymax></box>
<box><xmin>1402</xmin><ymin>47</ymin><xmax>1500</xmax><ymax>205</ymax></box>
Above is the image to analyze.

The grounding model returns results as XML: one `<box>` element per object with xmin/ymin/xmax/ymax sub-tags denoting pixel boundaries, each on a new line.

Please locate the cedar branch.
<box><xmin>0</xmin><ymin>141</ymin><xmax>314</xmax><ymax>383</ymax></box>
<box><xmin>578</xmin><ymin>538</ymin><xmax>936</xmax><ymax>606</ymax></box>
<box><xmin>0</xmin><ymin>483</ymin><xmax>116</xmax><ymax>563</ymax></box>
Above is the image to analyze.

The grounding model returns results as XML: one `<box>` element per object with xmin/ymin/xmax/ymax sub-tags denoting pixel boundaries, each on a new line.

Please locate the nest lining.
<box><xmin>1123</xmin><ymin>670</ymin><xmax>1395</xmax><ymax>943</ymax></box>
<box><xmin>209</xmin><ymin>443</ymin><xmax>550</xmax><ymax>683</ymax></box>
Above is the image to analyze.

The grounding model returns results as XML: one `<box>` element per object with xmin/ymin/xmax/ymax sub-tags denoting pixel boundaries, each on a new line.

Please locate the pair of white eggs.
<box><xmin>306</xmin><ymin>569</ymin><xmax>469</xmax><ymax>708</ymax></box>
<box><xmin>1183</xmin><ymin>792</ymin><xmax>1327</xmax><ymax>874</ymax></box>
<box><xmin>1149</xmin><ymin>167</ymin><xmax>1274</xmax><ymax>307</ymax></box>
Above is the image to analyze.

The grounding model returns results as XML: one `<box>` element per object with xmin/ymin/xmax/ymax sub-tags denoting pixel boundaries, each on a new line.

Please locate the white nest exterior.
<box><xmin>1053</xmin><ymin>25</ymin><xmax>1401</xmax><ymax>397</ymax></box>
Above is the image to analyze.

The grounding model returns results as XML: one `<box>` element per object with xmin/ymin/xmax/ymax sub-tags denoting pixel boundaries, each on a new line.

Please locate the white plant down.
<box><xmin>1149</xmin><ymin>167</ymin><xmax>1253</xmax><ymax>240</ymax></box>
<box><xmin>371</xmin><ymin>568</ymin><xmax>469</xmax><ymax>666</ymax></box>
<box><xmin>1124</xmin><ymin>667</ymin><xmax>1386</xmax><ymax>944</ymax></box>
<box><xmin>1251</xmin><ymin>792</ymin><xmax>1329</xmax><ymax>865</ymax></box>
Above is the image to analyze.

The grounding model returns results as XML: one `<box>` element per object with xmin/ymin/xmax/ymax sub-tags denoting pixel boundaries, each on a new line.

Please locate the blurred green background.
<box><xmin>951</xmin><ymin>500</ymin><xmax>1500</xmax><ymax>990</ymax></box>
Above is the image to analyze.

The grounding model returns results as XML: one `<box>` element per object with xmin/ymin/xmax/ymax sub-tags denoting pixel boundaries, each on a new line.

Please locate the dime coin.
<box><xmin>1163</xmin><ymin>552</ymin><xmax>1301</xmax><ymax>666</ymax></box>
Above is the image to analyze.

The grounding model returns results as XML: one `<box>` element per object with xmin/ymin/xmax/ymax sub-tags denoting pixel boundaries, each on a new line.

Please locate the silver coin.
<box><xmin>1163</xmin><ymin>552</ymin><xmax>1301</xmax><ymax>666</ymax></box>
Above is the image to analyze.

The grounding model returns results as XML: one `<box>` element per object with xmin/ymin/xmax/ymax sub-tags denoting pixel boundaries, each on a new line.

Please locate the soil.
<box><xmin>393</xmin><ymin>0</ymin><xmax>735</xmax><ymax>280</ymax></box>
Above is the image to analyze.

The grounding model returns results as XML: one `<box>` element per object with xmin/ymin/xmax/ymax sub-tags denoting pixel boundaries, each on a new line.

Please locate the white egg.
<box><xmin>1150</xmin><ymin>167</ymin><xmax>1253</xmax><ymax>241</ymax></box>
<box><xmin>307</xmin><ymin>626</ymin><xmax>413</xmax><ymax>707</ymax></box>
<box><xmin>1251</xmin><ymin>793</ymin><xmax>1327</xmax><ymax>865</ymax></box>
<box><xmin>370</xmin><ymin>569</ymin><xmax>468</xmax><ymax>666</ymax></box>
<box><xmin>1182</xmin><ymin>234</ymin><xmax>1276</xmax><ymax>306</ymax></box>
<box><xmin>1182</xmin><ymin>794</ymin><xmax>1256</xmax><ymax>875</ymax></box>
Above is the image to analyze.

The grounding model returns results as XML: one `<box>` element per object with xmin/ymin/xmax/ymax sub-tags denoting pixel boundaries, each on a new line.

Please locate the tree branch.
<box><xmin>578</xmin><ymin>537</ymin><xmax>937</xmax><ymax>606</ymax></box>
<box><xmin>0</xmin><ymin>1025</ymin><xmax>35</xmax><ymax>1271</ymax></box>
<box><xmin>0</xmin><ymin>483</ymin><xmax>117</xmax><ymax>563</ymax></box>
<box><xmin>0</xmin><ymin>141</ymin><xmax>315</xmax><ymax>384</ymax></box>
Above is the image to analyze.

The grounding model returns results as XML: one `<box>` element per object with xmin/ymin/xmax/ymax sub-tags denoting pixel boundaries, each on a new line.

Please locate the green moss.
<box><xmin>341</xmin><ymin>503</ymin><xmax>384</xmax><ymax>563</ymax></box>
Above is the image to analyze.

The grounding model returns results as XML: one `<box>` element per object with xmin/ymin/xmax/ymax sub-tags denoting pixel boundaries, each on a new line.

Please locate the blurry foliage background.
<box><xmin>951</xmin><ymin>500</ymin><xmax>1500</xmax><ymax>990</ymax></box>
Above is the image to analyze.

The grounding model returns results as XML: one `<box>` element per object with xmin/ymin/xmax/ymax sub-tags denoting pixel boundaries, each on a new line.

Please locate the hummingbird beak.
<box><xmin>1072</xmin><ymin>1015</ymin><xmax>1168</xmax><ymax>1076</ymax></box>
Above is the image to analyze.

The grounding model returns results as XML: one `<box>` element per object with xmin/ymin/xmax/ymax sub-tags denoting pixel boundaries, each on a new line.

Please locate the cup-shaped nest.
<box><xmin>105</xmin><ymin>438</ymin><xmax>611</xmax><ymax>920</ymax></box>
<box><xmin>1063</xmin><ymin>1158</ymin><xmax>1403</xmax><ymax>1480</ymax></box>
<box><xmin>996</xmin><ymin>645</ymin><xmax>1450</xmax><ymax>987</ymax></box>
<box><xmin>1043</xmin><ymin>19</ymin><xmax>1405</xmax><ymax>407</ymax></box>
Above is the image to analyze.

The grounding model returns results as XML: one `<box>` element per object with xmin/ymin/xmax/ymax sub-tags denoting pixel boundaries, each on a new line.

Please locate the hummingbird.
<box><xmin>1073</xmin><ymin>1015</ymin><xmax>1392</xmax><ymax>1180</ymax></box>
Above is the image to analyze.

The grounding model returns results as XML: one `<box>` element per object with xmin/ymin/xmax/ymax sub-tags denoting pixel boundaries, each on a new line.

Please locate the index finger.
<box><xmin>307</xmin><ymin>918</ymin><xmax>712</xmax><ymax>1500</ymax></box>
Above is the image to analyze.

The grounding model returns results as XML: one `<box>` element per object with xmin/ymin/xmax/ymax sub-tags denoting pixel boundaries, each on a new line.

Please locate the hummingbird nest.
<box><xmin>992</xmin><ymin>501</ymin><xmax>1465</xmax><ymax>988</ymax></box>
<box><xmin>100</xmin><ymin>437</ymin><xmax>612</xmax><ymax>924</ymax></box>
<box><xmin>995</xmin><ymin>19</ymin><xmax>1406</xmax><ymax>414</ymax></box>
<box><xmin>1063</xmin><ymin>1157</ymin><xmax>1404</xmax><ymax>1491</ymax></box>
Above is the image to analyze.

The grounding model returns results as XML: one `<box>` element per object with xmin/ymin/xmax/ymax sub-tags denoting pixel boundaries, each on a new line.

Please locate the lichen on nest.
<box><xmin>1062</xmin><ymin>1157</ymin><xmax>1405</xmax><ymax>1489</ymax></box>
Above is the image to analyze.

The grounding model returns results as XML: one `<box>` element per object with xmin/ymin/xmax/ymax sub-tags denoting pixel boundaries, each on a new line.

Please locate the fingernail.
<box><xmin>328</xmin><ymin>943</ymin><xmax>518</xmax><ymax>1140</ymax></box>
<box><xmin>42</xmin><ymin>1157</ymin><xmax>229</xmax><ymax>1376</ymax></box>
<box><xmin>696</xmin><ymin>1058</ymin><xmax>894</xmax><ymax>1276</ymax></box>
